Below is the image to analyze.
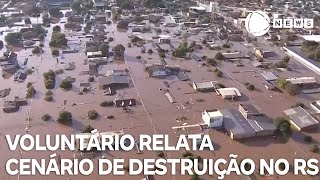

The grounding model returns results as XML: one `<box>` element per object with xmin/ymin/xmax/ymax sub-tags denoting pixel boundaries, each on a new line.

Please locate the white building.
<box><xmin>202</xmin><ymin>109</ymin><xmax>223</xmax><ymax>128</ymax></box>
<box><xmin>216</xmin><ymin>87</ymin><xmax>242</xmax><ymax>99</ymax></box>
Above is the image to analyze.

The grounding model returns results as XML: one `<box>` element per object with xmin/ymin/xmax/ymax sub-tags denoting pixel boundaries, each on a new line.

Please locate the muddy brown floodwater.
<box><xmin>0</xmin><ymin>8</ymin><xmax>319</xmax><ymax>180</ymax></box>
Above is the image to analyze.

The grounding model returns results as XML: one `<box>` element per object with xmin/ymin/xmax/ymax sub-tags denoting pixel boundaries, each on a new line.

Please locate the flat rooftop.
<box><xmin>217</xmin><ymin>87</ymin><xmax>241</xmax><ymax>97</ymax></box>
<box><xmin>221</xmin><ymin>108</ymin><xmax>256</xmax><ymax>139</ymax></box>
<box><xmin>284</xmin><ymin>106</ymin><xmax>319</xmax><ymax>129</ymax></box>
<box><xmin>204</xmin><ymin>109</ymin><xmax>223</xmax><ymax>117</ymax></box>
<box><xmin>261</xmin><ymin>71</ymin><xmax>277</xmax><ymax>81</ymax></box>
<box><xmin>193</xmin><ymin>81</ymin><xmax>217</xmax><ymax>89</ymax></box>
<box><xmin>286</xmin><ymin>77</ymin><xmax>318</xmax><ymax>85</ymax></box>
<box><xmin>240</xmin><ymin>104</ymin><xmax>261</xmax><ymax>115</ymax></box>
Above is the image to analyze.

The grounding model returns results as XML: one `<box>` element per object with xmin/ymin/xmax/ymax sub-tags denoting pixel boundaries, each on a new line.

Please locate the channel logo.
<box><xmin>245</xmin><ymin>11</ymin><xmax>314</xmax><ymax>37</ymax></box>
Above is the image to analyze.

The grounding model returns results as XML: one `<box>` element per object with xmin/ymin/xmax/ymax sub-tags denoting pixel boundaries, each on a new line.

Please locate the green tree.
<box><xmin>98</xmin><ymin>43</ymin><xmax>109</xmax><ymax>57</ymax></box>
<box><xmin>285</xmin><ymin>82</ymin><xmax>299</xmax><ymax>96</ymax></box>
<box><xmin>82</xmin><ymin>125</ymin><xmax>94</xmax><ymax>133</ymax></box>
<box><xmin>274</xmin><ymin>117</ymin><xmax>292</xmax><ymax>139</ymax></box>
<box><xmin>41</xmin><ymin>114</ymin><xmax>51</xmax><ymax>121</ymax></box>
<box><xmin>0</xmin><ymin>40</ymin><xmax>3</xmax><ymax>49</ymax></box>
<box><xmin>52</xmin><ymin>49</ymin><xmax>59</xmax><ymax>56</ymax></box>
<box><xmin>276</xmin><ymin>78</ymin><xmax>288</xmax><ymax>89</ymax></box>
<box><xmin>49</xmin><ymin>32</ymin><xmax>68</xmax><ymax>47</ymax></box>
<box><xmin>88</xmin><ymin>110</ymin><xmax>99</xmax><ymax>120</ymax></box>
<box><xmin>215</xmin><ymin>52</ymin><xmax>225</xmax><ymax>60</ymax></box>
<box><xmin>5</xmin><ymin>32</ymin><xmax>22</xmax><ymax>45</ymax></box>
<box><xmin>57</xmin><ymin>111</ymin><xmax>72</xmax><ymax>125</ymax></box>
<box><xmin>43</xmin><ymin>70</ymin><xmax>56</xmax><ymax>89</ymax></box>
<box><xmin>52</xmin><ymin>25</ymin><xmax>61</xmax><ymax>32</ymax></box>
<box><xmin>71</xmin><ymin>0</ymin><xmax>81</xmax><ymax>14</ymax></box>
<box><xmin>282</xmin><ymin>56</ymin><xmax>290</xmax><ymax>63</ymax></box>
<box><xmin>26</xmin><ymin>86</ymin><xmax>37</xmax><ymax>99</ymax></box>
<box><xmin>60</xmin><ymin>79</ymin><xmax>72</xmax><ymax>91</ymax></box>
<box><xmin>113</xmin><ymin>44</ymin><xmax>125</xmax><ymax>58</ymax></box>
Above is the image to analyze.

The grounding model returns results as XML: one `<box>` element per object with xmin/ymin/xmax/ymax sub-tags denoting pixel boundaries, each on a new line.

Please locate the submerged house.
<box><xmin>220</xmin><ymin>104</ymin><xmax>276</xmax><ymax>139</ymax></box>
<box><xmin>98</xmin><ymin>75</ymin><xmax>129</xmax><ymax>90</ymax></box>
<box><xmin>0</xmin><ymin>51</ymin><xmax>18</xmax><ymax>73</ymax></box>
<box><xmin>145</xmin><ymin>64</ymin><xmax>179</xmax><ymax>78</ymax></box>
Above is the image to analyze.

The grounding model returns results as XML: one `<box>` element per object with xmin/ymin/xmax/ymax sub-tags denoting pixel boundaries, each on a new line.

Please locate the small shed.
<box><xmin>202</xmin><ymin>109</ymin><xmax>223</xmax><ymax>128</ymax></box>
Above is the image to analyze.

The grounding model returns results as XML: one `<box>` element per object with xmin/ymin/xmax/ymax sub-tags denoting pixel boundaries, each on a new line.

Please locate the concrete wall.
<box><xmin>283</xmin><ymin>47</ymin><xmax>320</xmax><ymax>76</ymax></box>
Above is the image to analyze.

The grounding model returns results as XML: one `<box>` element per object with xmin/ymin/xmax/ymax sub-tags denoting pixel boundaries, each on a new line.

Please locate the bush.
<box><xmin>127</xmin><ymin>43</ymin><xmax>132</xmax><ymax>47</ymax></box>
<box><xmin>60</xmin><ymin>79</ymin><xmax>72</xmax><ymax>91</ymax></box>
<box><xmin>136</xmin><ymin>55</ymin><xmax>141</xmax><ymax>59</ymax></box>
<box><xmin>52</xmin><ymin>49</ymin><xmax>59</xmax><ymax>56</ymax></box>
<box><xmin>88</xmin><ymin>110</ymin><xmax>99</xmax><ymax>120</ymax></box>
<box><xmin>245</xmin><ymin>83</ymin><xmax>255</xmax><ymax>91</ymax></box>
<box><xmin>44</xmin><ymin>95</ymin><xmax>53</xmax><ymax>102</ymax></box>
<box><xmin>41</xmin><ymin>114</ymin><xmax>51</xmax><ymax>121</ymax></box>
<box><xmin>304</xmin><ymin>135</ymin><xmax>312</xmax><ymax>143</ymax></box>
<box><xmin>191</xmin><ymin>173</ymin><xmax>200</xmax><ymax>180</ymax></box>
<box><xmin>45</xmin><ymin>79</ymin><xmax>55</xmax><ymax>89</ymax></box>
<box><xmin>45</xmin><ymin>90</ymin><xmax>53</xmax><ymax>96</ymax></box>
<box><xmin>283</xmin><ymin>56</ymin><xmax>290</xmax><ymax>63</ymax></box>
<box><xmin>206</xmin><ymin>58</ymin><xmax>217</xmax><ymax>66</ymax></box>
<box><xmin>141</xmin><ymin>49</ymin><xmax>145</xmax><ymax>53</ymax></box>
<box><xmin>82</xmin><ymin>125</ymin><xmax>94</xmax><ymax>133</ymax></box>
<box><xmin>182</xmin><ymin>151</ymin><xmax>193</xmax><ymax>158</ymax></box>
<box><xmin>147</xmin><ymin>49</ymin><xmax>153</xmax><ymax>54</ymax></box>
<box><xmin>52</xmin><ymin>25</ymin><xmax>61</xmax><ymax>32</ymax></box>
<box><xmin>310</xmin><ymin>144</ymin><xmax>319</xmax><ymax>153</ymax></box>
<box><xmin>108</xmin><ymin>37</ymin><xmax>114</xmax><ymax>42</ymax></box>
<box><xmin>32</xmin><ymin>46</ymin><xmax>42</xmax><ymax>54</ymax></box>
<box><xmin>156</xmin><ymin>151</ymin><xmax>165</xmax><ymax>158</ymax></box>
<box><xmin>215</xmin><ymin>52</ymin><xmax>225</xmax><ymax>60</ymax></box>
<box><xmin>106</xmin><ymin>115</ymin><xmax>114</xmax><ymax>119</ymax></box>
<box><xmin>26</xmin><ymin>86</ymin><xmax>37</xmax><ymax>98</ymax></box>
<box><xmin>100</xmin><ymin>101</ymin><xmax>114</xmax><ymax>107</ymax></box>
<box><xmin>88</xmin><ymin>76</ymin><xmax>94</xmax><ymax>82</ymax></box>
<box><xmin>57</xmin><ymin>111</ymin><xmax>72</xmax><ymax>125</ymax></box>
<box><xmin>215</xmin><ymin>70</ymin><xmax>223</xmax><ymax>77</ymax></box>
<box><xmin>27</xmin><ymin>82</ymin><xmax>33</xmax><ymax>88</ymax></box>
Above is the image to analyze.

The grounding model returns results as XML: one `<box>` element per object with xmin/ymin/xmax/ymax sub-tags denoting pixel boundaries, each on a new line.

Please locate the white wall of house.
<box><xmin>202</xmin><ymin>111</ymin><xmax>223</xmax><ymax>128</ymax></box>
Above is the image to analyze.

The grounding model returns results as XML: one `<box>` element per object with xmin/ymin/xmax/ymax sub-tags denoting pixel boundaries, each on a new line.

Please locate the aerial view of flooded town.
<box><xmin>1</xmin><ymin>0</ymin><xmax>320</xmax><ymax>179</ymax></box>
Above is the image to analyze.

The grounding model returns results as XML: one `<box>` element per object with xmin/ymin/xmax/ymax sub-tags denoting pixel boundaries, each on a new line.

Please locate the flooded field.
<box><xmin>0</xmin><ymin>5</ymin><xmax>319</xmax><ymax>180</ymax></box>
